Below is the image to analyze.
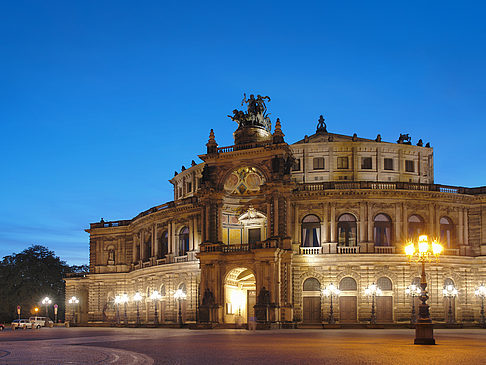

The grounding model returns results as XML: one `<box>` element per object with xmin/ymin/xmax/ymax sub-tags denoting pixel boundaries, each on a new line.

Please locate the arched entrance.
<box><xmin>302</xmin><ymin>278</ymin><xmax>321</xmax><ymax>323</ymax></box>
<box><xmin>224</xmin><ymin>268</ymin><xmax>256</xmax><ymax>324</ymax></box>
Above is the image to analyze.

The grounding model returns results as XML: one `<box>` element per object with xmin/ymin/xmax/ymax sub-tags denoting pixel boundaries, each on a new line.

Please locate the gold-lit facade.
<box><xmin>66</xmin><ymin>100</ymin><xmax>486</xmax><ymax>327</ymax></box>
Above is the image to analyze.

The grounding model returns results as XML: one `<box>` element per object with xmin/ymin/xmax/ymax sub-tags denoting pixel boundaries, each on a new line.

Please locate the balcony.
<box><xmin>295</xmin><ymin>181</ymin><xmax>486</xmax><ymax>195</ymax></box>
<box><xmin>337</xmin><ymin>246</ymin><xmax>360</xmax><ymax>254</ymax></box>
<box><xmin>374</xmin><ymin>246</ymin><xmax>395</xmax><ymax>254</ymax></box>
<box><xmin>299</xmin><ymin>246</ymin><xmax>322</xmax><ymax>255</ymax></box>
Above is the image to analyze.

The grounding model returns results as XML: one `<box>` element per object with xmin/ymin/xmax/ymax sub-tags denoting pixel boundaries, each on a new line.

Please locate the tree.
<box><xmin>0</xmin><ymin>245</ymin><xmax>86</xmax><ymax>323</ymax></box>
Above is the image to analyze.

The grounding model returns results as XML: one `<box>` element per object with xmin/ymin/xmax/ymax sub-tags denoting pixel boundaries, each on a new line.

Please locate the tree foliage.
<box><xmin>0</xmin><ymin>245</ymin><xmax>86</xmax><ymax>323</ymax></box>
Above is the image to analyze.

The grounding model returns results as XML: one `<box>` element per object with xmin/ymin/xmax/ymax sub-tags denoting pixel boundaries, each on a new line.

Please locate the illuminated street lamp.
<box><xmin>364</xmin><ymin>283</ymin><xmax>382</xmax><ymax>325</ymax></box>
<box><xmin>475</xmin><ymin>284</ymin><xmax>486</xmax><ymax>327</ymax></box>
<box><xmin>405</xmin><ymin>234</ymin><xmax>443</xmax><ymax>345</ymax></box>
<box><xmin>443</xmin><ymin>284</ymin><xmax>458</xmax><ymax>325</ymax></box>
<box><xmin>174</xmin><ymin>289</ymin><xmax>187</xmax><ymax>328</ymax></box>
<box><xmin>41</xmin><ymin>297</ymin><xmax>52</xmax><ymax>317</ymax></box>
<box><xmin>119</xmin><ymin>293</ymin><xmax>129</xmax><ymax>325</ymax></box>
<box><xmin>68</xmin><ymin>296</ymin><xmax>79</xmax><ymax>324</ymax></box>
<box><xmin>150</xmin><ymin>290</ymin><xmax>162</xmax><ymax>325</ymax></box>
<box><xmin>114</xmin><ymin>295</ymin><xmax>122</xmax><ymax>325</ymax></box>
<box><xmin>133</xmin><ymin>292</ymin><xmax>143</xmax><ymax>326</ymax></box>
<box><xmin>322</xmin><ymin>283</ymin><xmax>341</xmax><ymax>324</ymax></box>
<box><xmin>405</xmin><ymin>284</ymin><xmax>422</xmax><ymax>324</ymax></box>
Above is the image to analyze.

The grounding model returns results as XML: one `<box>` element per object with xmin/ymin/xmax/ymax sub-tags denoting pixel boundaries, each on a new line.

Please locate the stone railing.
<box><xmin>338</xmin><ymin>246</ymin><xmax>360</xmax><ymax>254</ymax></box>
<box><xmin>216</xmin><ymin>142</ymin><xmax>271</xmax><ymax>154</ymax></box>
<box><xmin>299</xmin><ymin>246</ymin><xmax>323</xmax><ymax>255</ymax></box>
<box><xmin>90</xmin><ymin>196</ymin><xmax>198</xmax><ymax>229</ymax></box>
<box><xmin>374</xmin><ymin>246</ymin><xmax>395</xmax><ymax>254</ymax></box>
<box><xmin>444</xmin><ymin>248</ymin><xmax>460</xmax><ymax>256</ymax></box>
<box><xmin>176</xmin><ymin>255</ymin><xmax>188</xmax><ymax>263</ymax></box>
<box><xmin>295</xmin><ymin>181</ymin><xmax>486</xmax><ymax>195</ymax></box>
<box><xmin>200</xmin><ymin>239</ymin><xmax>279</xmax><ymax>253</ymax></box>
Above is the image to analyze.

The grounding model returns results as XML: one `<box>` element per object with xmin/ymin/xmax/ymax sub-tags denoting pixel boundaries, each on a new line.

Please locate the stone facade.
<box><xmin>66</xmin><ymin>101</ymin><xmax>486</xmax><ymax>327</ymax></box>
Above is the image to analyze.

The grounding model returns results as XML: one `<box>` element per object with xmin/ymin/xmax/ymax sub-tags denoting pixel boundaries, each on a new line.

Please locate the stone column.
<box><xmin>403</xmin><ymin>204</ymin><xmax>408</xmax><ymax>240</ymax></box>
<box><xmin>458</xmin><ymin>209</ymin><xmax>464</xmax><ymax>246</ymax></box>
<box><xmin>190</xmin><ymin>216</ymin><xmax>195</xmax><ymax>251</ymax></box>
<box><xmin>330</xmin><ymin>204</ymin><xmax>336</xmax><ymax>243</ymax></box>
<box><xmin>367</xmin><ymin>203</ymin><xmax>373</xmax><ymax>243</ymax></box>
<box><xmin>464</xmin><ymin>208</ymin><xmax>469</xmax><ymax>246</ymax></box>
<box><xmin>429</xmin><ymin>204</ymin><xmax>434</xmax><ymax>237</ymax></box>
<box><xmin>154</xmin><ymin>225</ymin><xmax>159</xmax><ymax>259</ymax></box>
<box><xmin>294</xmin><ymin>204</ymin><xmax>299</xmax><ymax>243</ymax></box>
<box><xmin>273</xmin><ymin>195</ymin><xmax>279</xmax><ymax>237</ymax></box>
<box><xmin>140</xmin><ymin>231</ymin><xmax>144</xmax><ymax>261</ymax></box>
<box><xmin>132</xmin><ymin>235</ymin><xmax>138</xmax><ymax>263</ymax></box>
<box><xmin>395</xmin><ymin>204</ymin><xmax>401</xmax><ymax>244</ymax></box>
<box><xmin>322</xmin><ymin>203</ymin><xmax>328</xmax><ymax>243</ymax></box>
<box><xmin>359</xmin><ymin>203</ymin><xmax>366</xmax><ymax>243</ymax></box>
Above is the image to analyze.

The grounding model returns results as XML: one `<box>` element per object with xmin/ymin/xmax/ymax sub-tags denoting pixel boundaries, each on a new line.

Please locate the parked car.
<box><xmin>29</xmin><ymin>317</ymin><xmax>53</xmax><ymax>328</ymax></box>
<box><xmin>11</xmin><ymin>319</ymin><xmax>33</xmax><ymax>329</ymax></box>
<box><xmin>0</xmin><ymin>324</ymin><xmax>4</xmax><ymax>331</ymax></box>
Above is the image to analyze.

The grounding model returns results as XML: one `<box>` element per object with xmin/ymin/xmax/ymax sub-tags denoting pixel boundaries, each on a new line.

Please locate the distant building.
<box><xmin>66</xmin><ymin>96</ymin><xmax>486</xmax><ymax>326</ymax></box>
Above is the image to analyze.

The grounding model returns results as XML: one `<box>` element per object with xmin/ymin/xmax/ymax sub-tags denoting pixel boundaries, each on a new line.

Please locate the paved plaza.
<box><xmin>1</xmin><ymin>327</ymin><xmax>486</xmax><ymax>364</ymax></box>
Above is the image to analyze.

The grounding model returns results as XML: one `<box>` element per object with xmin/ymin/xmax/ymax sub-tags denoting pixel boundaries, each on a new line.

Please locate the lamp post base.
<box><xmin>414</xmin><ymin>322</ymin><xmax>436</xmax><ymax>345</ymax></box>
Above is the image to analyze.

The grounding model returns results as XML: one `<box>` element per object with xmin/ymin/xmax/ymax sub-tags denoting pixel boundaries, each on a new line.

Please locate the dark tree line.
<box><xmin>0</xmin><ymin>245</ymin><xmax>88</xmax><ymax>323</ymax></box>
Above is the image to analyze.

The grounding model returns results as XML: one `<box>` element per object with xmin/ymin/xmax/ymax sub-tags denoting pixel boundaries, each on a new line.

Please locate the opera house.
<box><xmin>66</xmin><ymin>95</ymin><xmax>486</xmax><ymax>327</ymax></box>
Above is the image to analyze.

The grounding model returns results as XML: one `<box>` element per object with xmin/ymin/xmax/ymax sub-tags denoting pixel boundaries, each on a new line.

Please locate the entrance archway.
<box><xmin>224</xmin><ymin>268</ymin><xmax>256</xmax><ymax>324</ymax></box>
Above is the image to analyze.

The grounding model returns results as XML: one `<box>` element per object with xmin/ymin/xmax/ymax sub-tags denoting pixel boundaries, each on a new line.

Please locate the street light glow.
<box><xmin>69</xmin><ymin>296</ymin><xmax>79</xmax><ymax>304</ymax></box>
<box><xmin>133</xmin><ymin>292</ymin><xmax>143</xmax><ymax>302</ymax></box>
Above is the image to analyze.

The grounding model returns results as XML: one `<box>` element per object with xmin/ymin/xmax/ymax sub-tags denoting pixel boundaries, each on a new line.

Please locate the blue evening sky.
<box><xmin>1</xmin><ymin>1</ymin><xmax>485</xmax><ymax>265</ymax></box>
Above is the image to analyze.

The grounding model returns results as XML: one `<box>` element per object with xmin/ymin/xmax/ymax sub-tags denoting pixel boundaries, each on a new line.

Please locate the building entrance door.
<box><xmin>376</xmin><ymin>296</ymin><xmax>393</xmax><ymax>322</ymax></box>
<box><xmin>339</xmin><ymin>296</ymin><xmax>357</xmax><ymax>323</ymax></box>
<box><xmin>247</xmin><ymin>290</ymin><xmax>256</xmax><ymax>323</ymax></box>
<box><xmin>303</xmin><ymin>297</ymin><xmax>321</xmax><ymax>323</ymax></box>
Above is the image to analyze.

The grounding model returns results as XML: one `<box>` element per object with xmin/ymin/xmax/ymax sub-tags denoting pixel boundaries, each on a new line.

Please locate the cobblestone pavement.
<box><xmin>1</xmin><ymin>327</ymin><xmax>486</xmax><ymax>364</ymax></box>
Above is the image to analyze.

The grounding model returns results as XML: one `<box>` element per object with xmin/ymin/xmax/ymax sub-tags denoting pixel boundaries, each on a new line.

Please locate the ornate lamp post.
<box><xmin>405</xmin><ymin>284</ymin><xmax>422</xmax><ymax>324</ymax></box>
<box><xmin>68</xmin><ymin>296</ymin><xmax>79</xmax><ymax>324</ymax></box>
<box><xmin>475</xmin><ymin>284</ymin><xmax>486</xmax><ymax>327</ymax></box>
<box><xmin>120</xmin><ymin>293</ymin><xmax>129</xmax><ymax>325</ymax></box>
<box><xmin>443</xmin><ymin>284</ymin><xmax>458</xmax><ymax>325</ymax></box>
<box><xmin>114</xmin><ymin>295</ymin><xmax>121</xmax><ymax>325</ymax></box>
<box><xmin>405</xmin><ymin>234</ymin><xmax>443</xmax><ymax>345</ymax></box>
<box><xmin>41</xmin><ymin>297</ymin><xmax>52</xmax><ymax>317</ymax></box>
<box><xmin>322</xmin><ymin>283</ymin><xmax>341</xmax><ymax>324</ymax></box>
<box><xmin>133</xmin><ymin>292</ymin><xmax>143</xmax><ymax>326</ymax></box>
<box><xmin>150</xmin><ymin>290</ymin><xmax>162</xmax><ymax>325</ymax></box>
<box><xmin>174</xmin><ymin>289</ymin><xmax>187</xmax><ymax>328</ymax></box>
<box><xmin>364</xmin><ymin>283</ymin><xmax>382</xmax><ymax>325</ymax></box>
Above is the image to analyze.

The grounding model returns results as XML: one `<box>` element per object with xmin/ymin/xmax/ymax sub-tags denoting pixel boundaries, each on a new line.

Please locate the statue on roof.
<box><xmin>397</xmin><ymin>133</ymin><xmax>412</xmax><ymax>144</ymax></box>
<box><xmin>316</xmin><ymin>115</ymin><xmax>327</xmax><ymax>133</ymax></box>
<box><xmin>227</xmin><ymin>93</ymin><xmax>272</xmax><ymax>132</ymax></box>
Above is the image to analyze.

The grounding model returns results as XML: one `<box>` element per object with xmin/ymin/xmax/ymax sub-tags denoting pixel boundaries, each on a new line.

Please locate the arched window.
<box><xmin>374</xmin><ymin>214</ymin><xmax>392</xmax><ymax>246</ymax></box>
<box><xmin>377</xmin><ymin>277</ymin><xmax>393</xmax><ymax>291</ymax></box>
<box><xmin>158</xmin><ymin>231</ymin><xmax>169</xmax><ymax>259</ymax></box>
<box><xmin>412</xmin><ymin>277</ymin><xmax>421</xmax><ymax>286</ymax></box>
<box><xmin>144</xmin><ymin>237</ymin><xmax>152</xmax><ymax>261</ymax></box>
<box><xmin>440</xmin><ymin>217</ymin><xmax>454</xmax><ymax>249</ymax></box>
<box><xmin>303</xmin><ymin>278</ymin><xmax>321</xmax><ymax>291</ymax></box>
<box><xmin>179</xmin><ymin>227</ymin><xmax>189</xmax><ymax>256</ymax></box>
<box><xmin>338</xmin><ymin>214</ymin><xmax>357</xmax><ymax>247</ymax></box>
<box><xmin>339</xmin><ymin>277</ymin><xmax>357</xmax><ymax>291</ymax></box>
<box><xmin>408</xmin><ymin>214</ymin><xmax>425</xmax><ymax>239</ymax></box>
<box><xmin>160</xmin><ymin>285</ymin><xmax>166</xmax><ymax>297</ymax></box>
<box><xmin>444</xmin><ymin>278</ymin><xmax>455</xmax><ymax>287</ymax></box>
<box><xmin>178</xmin><ymin>283</ymin><xmax>187</xmax><ymax>293</ymax></box>
<box><xmin>302</xmin><ymin>215</ymin><xmax>321</xmax><ymax>247</ymax></box>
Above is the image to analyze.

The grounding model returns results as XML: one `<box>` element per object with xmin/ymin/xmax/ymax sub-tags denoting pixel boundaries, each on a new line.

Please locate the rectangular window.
<box><xmin>313</xmin><ymin>157</ymin><xmax>325</xmax><ymax>170</ymax></box>
<box><xmin>361</xmin><ymin>157</ymin><xmax>372</xmax><ymax>169</ymax></box>
<box><xmin>384</xmin><ymin>158</ymin><xmax>394</xmax><ymax>170</ymax></box>
<box><xmin>405</xmin><ymin>160</ymin><xmax>414</xmax><ymax>172</ymax></box>
<box><xmin>337</xmin><ymin>157</ymin><xmax>349</xmax><ymax>169</ymax></box>
<box><xmin>187</xmin><ymin>182</ymin><xmax>192</xmax><ymax>192</ymax></box>
<box><xmin>292</xmin><ymin>159</ymin><xmax>301</xmax><ymax>171</ymax></box>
